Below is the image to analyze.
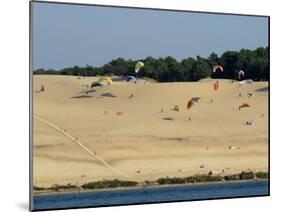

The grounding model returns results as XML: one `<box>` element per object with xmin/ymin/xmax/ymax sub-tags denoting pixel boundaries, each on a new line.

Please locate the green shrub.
<box><xmin>157</xmin><ymin>175</ymin><xmax>223</xmax><ymax>185</ymax></box>
<box><xmin>239</xmin><ymin>171</ymin><xmax>255</xmax><ymax>180</ymax></box>
<box><xmin>186</xmin><ymin>175</ymin><xmax>223</xmax><ymax>183</ymax></box>
<box><xmin>156</xmin><ymin>177</ymin><xmax>186</xmax><ymax>185</ymax></box>
<box><xmin>224</xmin><ymin>174</ymin><xmax>240</xmax><ymax>181</ymax></box>
<box><xmin>49</xmin><ymin>183</ymin><xmax>78</xmax><ymax>191</ymax></box>
<box><xmin>82</xmin><ymin>179</ymin><xmax>138</xmax><ymax>190</ymax></box>
<box><xmin>33</xmin><ymin>186</ymin><xmax>46</xmax><ymax>191</ymax></box>
<box><xmin>255</xmin><ymin>172</ymin><xmax>268</xmax><ymax>179</ymax></box>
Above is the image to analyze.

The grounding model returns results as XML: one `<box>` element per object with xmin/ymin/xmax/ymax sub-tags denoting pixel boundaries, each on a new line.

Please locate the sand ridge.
<box><xmin>34</xmin><ymin>115</ymin><xmax>130</xmax><ymax>178</ymax></box>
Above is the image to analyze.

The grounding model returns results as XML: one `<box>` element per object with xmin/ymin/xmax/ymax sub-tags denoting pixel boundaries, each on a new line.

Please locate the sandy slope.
<box><xmin>33</xmin><ymin>75</ymin><xmax>268</xmax><ymax>187</ymax></box>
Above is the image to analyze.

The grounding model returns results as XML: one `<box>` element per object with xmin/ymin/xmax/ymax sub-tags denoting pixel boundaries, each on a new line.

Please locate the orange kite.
<box><xmin>187</xmin><ymin>100</ymin><xmax>196</xmax><ymax>110</ymax></box>
<box><xmin>239</xmin><ymin>103</ymin><xmax>250</xmax><ymax>110</ymax></box>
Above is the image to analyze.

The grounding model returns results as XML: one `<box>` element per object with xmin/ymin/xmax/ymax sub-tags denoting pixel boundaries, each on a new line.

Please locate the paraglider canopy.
<box><xmin>91</xmin><ymin>81</ymin><xmax>102</xmax><ymax>88</ymax></box>
<box><xmin>135</xmin><ymin>61</ymin><xmax>144</xmax><ymax>73</ymax></box>
<box><xmin>238</xmin><ymin>70</ymin><xmax>245</xmax><ymax>80</ymax></box>
<box><xmin>98</xmin><ymin>77</ymin><xmax>113</xmax><ymax>85</ymax></box>
<box><xmin>213</xmin><ymin>65</ymin><xmax>223</xmax><ymax>73</ymax></box>
<box><xmin>126</xmin><ymin>76</ymin><xmax>137</xmax><ymax>83</ymax></box>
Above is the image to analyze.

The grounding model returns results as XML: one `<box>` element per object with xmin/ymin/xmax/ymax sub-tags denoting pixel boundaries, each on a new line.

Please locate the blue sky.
<box><xmin>32</xmin><ymin>2</ymin><xmax>268</xmax><ymax>70</ymax></box>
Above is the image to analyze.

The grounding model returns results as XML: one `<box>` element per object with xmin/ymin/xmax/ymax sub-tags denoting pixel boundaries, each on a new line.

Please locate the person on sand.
<box><xmin>213</xmin><ymin>82</ymin><xmax>219</xmax><ymax>91</ymax></box>
<box><xmin>40</xmin><ymin>84</ymin><xmax>45</xmax><ymax>92</ymax></box>
<box><xmin>246</xmin><ymin>120</ymin><xmax>254</xmax><ymax>125</ymax></box>
<box><xmin>173</xmin><ymin>105</ymin><xmax>179</xmax><ymax>112</ymax></box>
<box><xmin>247</xmin><ymin>93</ymin><xmax>254</xmax><ymax>98</ymax></box>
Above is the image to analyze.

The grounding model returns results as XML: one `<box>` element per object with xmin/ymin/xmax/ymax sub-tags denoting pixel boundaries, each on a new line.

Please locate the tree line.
<box><xmin>34</xmin><ymin>46</ymin><xmax>269</xmax><ymax>82</ymax></box>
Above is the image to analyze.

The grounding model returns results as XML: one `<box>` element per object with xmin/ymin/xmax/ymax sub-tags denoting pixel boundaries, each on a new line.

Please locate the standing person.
<box><xmin>213</xmin><ymin>81</ymin><xmax>219</xmax><ymax>91</ymax></box>
<box><xmin>40</xmin><ymin>85</ymin><xmax>45</xmax><ymax>92</ymax></box>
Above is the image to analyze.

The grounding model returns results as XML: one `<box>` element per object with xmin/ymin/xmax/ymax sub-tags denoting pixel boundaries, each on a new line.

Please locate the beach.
<box><xmin>33</xmin><ymin>75</ymin><xmax>268</xmax><ymax>187</ymax></box>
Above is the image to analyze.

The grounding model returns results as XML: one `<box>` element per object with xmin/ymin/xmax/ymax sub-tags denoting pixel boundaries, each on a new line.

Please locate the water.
<box><xmin>33</xmin><ymin>180</ymin><xmax>268</xmax><ymax>210</ymax></box>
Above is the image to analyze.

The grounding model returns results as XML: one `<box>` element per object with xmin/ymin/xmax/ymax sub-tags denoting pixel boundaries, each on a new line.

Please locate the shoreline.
<box><xmin>33</xmin><ymin>178</ymin><xmax>268</xmax><ymax>196</ymax></box>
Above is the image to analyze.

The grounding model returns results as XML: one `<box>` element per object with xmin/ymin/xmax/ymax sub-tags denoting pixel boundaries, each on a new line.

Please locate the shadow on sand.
<box><xmin>255</xmin><ymin>87</ymin><xmax>268</xmax><ymax>92</ymax></box>
<box><xmin>101</xmin><ymin>92</ymin><xmax>116</xmax><ymax>98</ymax></box>
<box><xmin>71</xmin><ymin>95</ymin><xmax>93</xmax><ymax>99</ymax></box>
<box><xmin>161</xmin><ymin>137</ymin><xmax>190</xmax><ymax>142</ymax></box>
<box><xmin>163</xmin><ymin>117</ymin><xmax>174</xmax><ymax>121</ymax></box>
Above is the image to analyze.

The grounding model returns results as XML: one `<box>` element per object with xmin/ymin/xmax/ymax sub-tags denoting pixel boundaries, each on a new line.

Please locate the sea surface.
<box><xmin>33</xmin><ymin>180</ymin><xmax>268</xmax><ymax>211</ymax></box>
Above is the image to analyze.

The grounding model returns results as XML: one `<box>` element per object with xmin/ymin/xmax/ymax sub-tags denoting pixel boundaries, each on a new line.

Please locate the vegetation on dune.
<box><xmin>239</xmin><ymin>171</ymin><xmax>255</xmax><ymax>180</ymax></box>
<box><xmin>157</xmin><ymin>175</ymin><xmax>224</xmax><ymax>185</ymax></box>
<box><xmin>255</xmin><ymin>171</ymin><xmax>269</xmax><ymax>179</ymax></box>
<box><xmin>157</xmin><ymin>177</ymin><xmax>187</xmax><ymax>185</ymax></box>
<box><xmin>186</xmin><ymin>174</ymin><xmax>224</xmax><ymax>183</ymax></box>
<box><xmin>224</xmin><ymin>171</ymin><xmax>269</xmax><ymax>181</ymax></box>
<box><xmin>81</xmin><ymin>179</ymin><xmax>138</xmax><ymax>190</ymax></box>
<box><xmin>33</xmin><ymin>183</ymin><xmax>78</xmax><ymax>191</ymax></box>
<box><xmin>33</xmin><ymin>186</ymin><xmax>46</xmax><ymax>191</ymax></box>
<box><xmin>223</xmin><ymin>174</ymin><xmax>241</xmax><ymax>181</ymax></box>
<box><xmin>33</xmin><ymin>171</ymin><xmax>268</xmax><ymax>192</ymax></box>
<box><xmin>33</xmin><ymin>47</ymin><xmax>269</xmax><ymax>82</ymax></box>
<box><xmin>49</xmin><ymin>183</ymin><xmax>78</xmax><ymax>191</ymax></box>
<box><xmin>156</xmin><ymin>171</ymin><xmax>269</xmax><ymax>185</ymax></box>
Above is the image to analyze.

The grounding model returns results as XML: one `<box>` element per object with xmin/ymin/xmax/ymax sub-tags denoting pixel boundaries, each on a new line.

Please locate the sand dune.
<box><xmin>33</xmin><ymin>75</ymin><xmax>268</xmax><ymax>187</ymax></box>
